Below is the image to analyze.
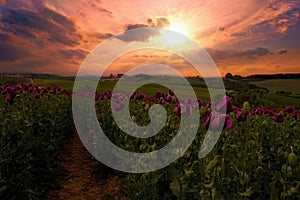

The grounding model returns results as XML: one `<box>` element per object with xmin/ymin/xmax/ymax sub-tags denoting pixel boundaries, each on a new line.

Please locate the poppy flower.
<box><xmin>284</xmin><ymin>106</ymin><xmax>295</xmax><ymax>114</ymax></box>
<box><xmin>174</xmin><ymin>104</ymin><xmax>181</xmax><ymax>117</ymax></box>
<box><xmin>155</xmin><ymin>90</ymin><xmax>164</xmax><ymax>98</ymax></box>
<box><xmin>168</xmin><ymin>88</ymin><xmax>174</xmax><ymax>96</ymax></box>
<box><xmin>34</xmin><ymin>93</ymin><xmax>42</xmax><ymax>99</ymax></box>
<box><xmin>212</xmin><ymin>96</ymin><xmax>231</xmax><ymax>113</ymax></box>
<box><xmin>5</xmin><ymin>95</ymin><xmax>14</xmax><ymax>104</ymax></box>
<box><xmin>165</xmin><ymin>94</ymin><xmax>173</xmax><ymax>102</ymax></box>
<box><xmin>204</xmin><ymin>112</ymin><xmax>233</xmax><ymax>131</ymax></box>
<box><xmin>274</xmin><ymin>114</ymin><xmax>284</xmax><ymax>123</ymax></box>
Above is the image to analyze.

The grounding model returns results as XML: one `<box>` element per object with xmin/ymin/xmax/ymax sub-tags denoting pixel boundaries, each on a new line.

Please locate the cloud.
<box><xmin>195</xmin><ymin>0</ymin><xmax>300</xmax><ymax>48</ymax></box>
<box><xmin>207</xmin><ymin>47</ymin><xmax>271</xmax><ymax>60</ymax></box>
<box><xmin>278</xmin><ymin>49</ymin><xmax>288</xmax><ymax>54</ymax></box>
<box><xmin>96</xmin><ymin>32</ymin><xmax>114</xmax><ymax>39</ymax></box>
<box><xmin>16</xmin><ymin>60</ymin><xmax>49</xmax><ymax>68</ymax></box>
<box><xmin>85</xmin><ymin>0</ymin><xmax>113</xmax><ymax>17</ymax></box>
<box><xmin>155</xmin><ymin>17</ymin><xmax>170</xmax><ymax>29</ymax></box>
<box><xmin>0</xmin><ymin>6</ymin><xmax>83</xmax><ymax>47</ymax></box>
<box><xmin>0</xmin><ymin>33</ymin><xmax>9</xmax><ymax>40</ymax></box>
<box><xmin>117</xmin><ymin>23</ymin><xmax>154</xmax><ymax>42</ymax></box>
<box><xmin>59</xmin><ymin>49</ymin><xmax>88</xmax><ymax>60</ymax></box>
<box><xmin>218</xmin><ymin>27</ymin><xmax>226</xmax><ymax>31</ymax></box>
<box><xmin>117</xmin><ymin>17</ymin><xmax>170</xmax><ymax>42</ymax></box>
<box><xmin>124</xmin><ymin>23</ymin><xmax>149</xmax><ymax>31</ymax></box>
<box><xmin>0</xmin><ymin>42</ymin><xmax>31</xmax><ymax>61</ymax></box>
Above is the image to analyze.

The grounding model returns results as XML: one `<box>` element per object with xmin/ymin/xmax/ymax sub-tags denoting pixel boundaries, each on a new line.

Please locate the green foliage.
<box><xmin>0</xmin><ymin>93</ymin><xmax>72</xmax><ymax>199</ymax></box>
<box><xmin>227</xmin><ymin>83</ymin><xmax>263</xmax><ymax>107</ymax></box>
<box><xmin>92</xmin><ymin>96</ymin><xmax>300</xmax><ymax>199</ymax></box>
<box><xmin>112</xmin><ymin>114</ymin><xmax>300</xmax><ymax>199</ymax></box>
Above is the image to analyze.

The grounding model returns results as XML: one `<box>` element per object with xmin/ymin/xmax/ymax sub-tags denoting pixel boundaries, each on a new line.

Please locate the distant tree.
<box><xmin>225</xmin><ymin>72</ymin><xmax>233</xmax><ymax>79</ymax></box>
<box><xmin>228</xmin><ymin>83</ymin><xmax>263</xmax><ymax>107</ymax></box>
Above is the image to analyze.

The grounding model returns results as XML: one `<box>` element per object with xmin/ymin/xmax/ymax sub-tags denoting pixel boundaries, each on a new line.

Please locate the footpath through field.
<box><xmin>47</xmin><ymin>130</ymin><xmax>123</xmax><ymax>200</ymax></box>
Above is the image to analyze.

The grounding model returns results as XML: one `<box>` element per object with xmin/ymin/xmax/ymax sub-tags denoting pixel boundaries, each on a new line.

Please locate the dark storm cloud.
<box><xmin>0</xmin><ymin>42</ymin><xmax>30</xmax><ymax>61</ymax></box>
<box><xmin>207</xmin><ymin>47</ymin><xmax>271</xmax><ymax>60</ymax></box>
<box><xmin>0</xmin><ymin>6</ymin><xmax>83</xmax><ymax>47</ymax></box>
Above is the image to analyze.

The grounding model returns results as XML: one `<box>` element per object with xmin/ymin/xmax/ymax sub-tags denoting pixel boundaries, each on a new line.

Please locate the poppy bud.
<box><xmin>243</xmin><ymin>101</ymin><xmax>250</xmax><ymax>114</ymax></box>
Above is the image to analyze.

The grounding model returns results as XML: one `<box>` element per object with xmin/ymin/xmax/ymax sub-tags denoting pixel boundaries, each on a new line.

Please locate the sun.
<box><xmin>156</xmin><ymin>22</ymin><xmax>192</xmax><ymax>47</ymax></box>
<box><xmin>165</xmin><ymin>23</ymin><xmax>189</xmax><ymax>37</ymax></box>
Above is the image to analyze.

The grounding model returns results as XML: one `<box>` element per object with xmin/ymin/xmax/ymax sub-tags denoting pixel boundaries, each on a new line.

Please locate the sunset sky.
<box><xmin>0</xmin><ymin>0</ymin><xmax>299</xmax><ymax>76</ymax></box>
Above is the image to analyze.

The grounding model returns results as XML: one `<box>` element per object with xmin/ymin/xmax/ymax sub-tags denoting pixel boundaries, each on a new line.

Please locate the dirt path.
<box><xmin>48</xmin><ymin>132</ymin><xmax>123</xmax><ymax>200</ymax></box>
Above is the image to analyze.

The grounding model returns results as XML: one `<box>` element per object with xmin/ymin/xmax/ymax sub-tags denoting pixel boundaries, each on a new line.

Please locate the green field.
<box><xmin>249</xmin><ymin>79</ymin><xmax>300</xmax><ymax>108</ymax></box>
<box><xmin>250</xmin><ymin>79</ymin><xmax>300</xmax><ymax>94</ymax></box>
<box><xmin>2</xmin><ymin>77</ymin><xmax>299</xmax><ymax>108</ymax></box>
<box><xmin>1</xmin><ymin>77</ymin><xmax>300</xmax><ymax>199</ymax></box>
<box><xmin>32</xmin><ymin>78</ymin><xmax>211</xmax><ymax>102</ymax></box>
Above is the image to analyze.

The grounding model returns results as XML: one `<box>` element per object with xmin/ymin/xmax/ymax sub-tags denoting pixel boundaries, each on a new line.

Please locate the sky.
<box><xmin>0</xmin><ymin>0</ymin><xmax>299</xmax><ymax>77</ymax></box>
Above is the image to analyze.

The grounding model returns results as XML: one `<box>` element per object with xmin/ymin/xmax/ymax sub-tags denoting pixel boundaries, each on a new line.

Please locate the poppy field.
<box><xmin>1</xmin><ymin>81</ymin><xmax>300</xmax><ymax>199</ymax></box>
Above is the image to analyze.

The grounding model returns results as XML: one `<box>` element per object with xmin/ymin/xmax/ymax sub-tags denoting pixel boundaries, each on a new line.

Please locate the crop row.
<box><xmin>1</xmin><ymin>84</ymin><xmax>299</xmax><ymax>199</ymax></box>
<box><xmin>92</xmin><ymin>90</ymin><xmax>299</xmax><ymax>199</ymax></box>
<box><xmin>0</xmin><ymin>84</ymin><xmax>72</xmax><ymax>199</ymax></box>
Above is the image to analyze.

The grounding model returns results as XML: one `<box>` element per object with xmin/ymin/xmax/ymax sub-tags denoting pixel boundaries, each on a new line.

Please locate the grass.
<box><xmin>1</xmin><ymin>77</ymin><xmax>299</xmax><ymax>107</ymax></box>
<box><xmin>264</xmin><ymin>94</ymin><xmax>300</xmax><ymax>108</ymax></box>
<box><xmin>250</xmin><ymin>79</ymin><xmax>300</xmax><ymax>94</ymax></box>
<box><xmin>32</xmin><ymin>79</ymin><xmax>75</xmax><ymax>91</ymax></box>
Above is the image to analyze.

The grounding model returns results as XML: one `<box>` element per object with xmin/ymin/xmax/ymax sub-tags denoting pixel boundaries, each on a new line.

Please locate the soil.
<box><xmin>47</xmin><ymin>131</ymin><xmax>124</xmax><ymax>200</ymax></box>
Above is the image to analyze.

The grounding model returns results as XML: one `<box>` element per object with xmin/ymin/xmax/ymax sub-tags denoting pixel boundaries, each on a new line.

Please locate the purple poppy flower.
<box><xmin>168</xmin><ymin>88</ymin><xmax>174</xmax><ymax>96</ymax></box>
<box><xmin>135</xmin><ymin>93</ymin><xmax>146</xmax><ymax>100</ymax></box>
<box><xmin>291</xmin><ymin>112</ymin><xmax>298</xmax><ymax>120</ymax></box>
<box><xmin>284</xmin><ymin>106</ymin><xmax>295</xmax><ymax>114</ymax></box>
<box><xmin>274</xmin><ymin>114</ymin><xmax>284</xmax><ymax>123</ymax></box>
<box><xmin>204</xmin><ymin>112</ymin><xmax>233</xmax><ymax>131</ymax></box>
<box><xmin>174</xmin><ymin>104</ymin><xmax>181</xmax><ymax>117</ymax></box>
<box><xmin>212</xmin><ymin>96</ymin><xmax>231</xmax><ymax>113</ymax></box>
<box><xmin>236</xmin><ymin>108</ymin><xmax>246</xmax><ymax>122</ymax></box>
<box><xmin>34</xmin><ymin>93</ymin><xmax>42</xmax><ymax>99</ymax></box>
<box><xmin>5</xmin><ymin>95</ymin><xmax>14</xmax><ymax>104</ymax></box>
<box><xmin>159</xmin><ymin>99</ymin><xmax>165</xmax><ymax>104</ymax></box>
<box><xmin>155</xmin><ymin>90</ymin><xmax>164</xmax><ymax>98</ymax></box>
<box><xmin>165</xmin><ymin>94</ymin><xmax>173</xmax><ymax>102</ymax></box>
<box><xmin>255</xmin><ymin>108</ymin><xmax>265</xmax><ymax>116</ymax></box>
<box><xmin>203</xmin><ymin>109</ymin><xmax>211</xmax><ymax>121</ymax></box>
<box><xmin>5</xmin><ymin>86</ymin><xmax>15</xmax><ymax>94</ymax></box>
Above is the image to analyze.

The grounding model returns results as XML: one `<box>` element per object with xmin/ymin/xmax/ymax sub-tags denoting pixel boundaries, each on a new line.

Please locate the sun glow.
<box><xmin>156</xmin><ymin>22</ymin><xmax>192</xmax><ymax>47</ymax></box>
<box><xmin>166</xmin><ymin>23</ymin><xmax>190</xmax><ymax>37</ymax></box>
